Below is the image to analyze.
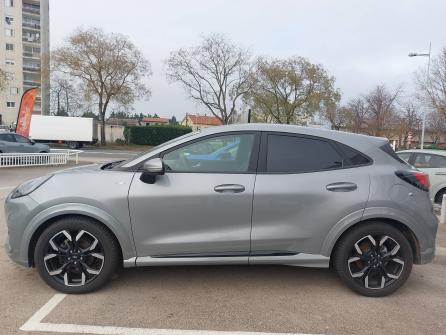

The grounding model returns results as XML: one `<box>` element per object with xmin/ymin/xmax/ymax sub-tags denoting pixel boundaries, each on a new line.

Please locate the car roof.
<box><xmin>123</xmin><ymin>123</ymin><xmax>390</xmax><ymax>168</ymax></box>
<box><xmin>397</xmin><ymin>149</ymin><xmax>446</xmax><ymax>156</ymax></box>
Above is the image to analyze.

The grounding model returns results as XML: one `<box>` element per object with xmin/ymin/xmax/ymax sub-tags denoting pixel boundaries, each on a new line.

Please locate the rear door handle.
<box><xmin>326</xmin><ymin>182</ymin><xmax>357</xmax><ymax>192</ymax></box>
<box><xmin>435</xmin><ymin>172</ymin><xmax>446</xmax><ymax>176</ymax></box>
<box><xmin>214</xmin><ymin>184</ymin><xmax>245</xmax><ymax>193</ymax></box>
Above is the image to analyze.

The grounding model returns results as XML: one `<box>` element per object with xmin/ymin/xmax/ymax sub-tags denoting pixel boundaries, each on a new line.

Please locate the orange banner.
<box><xmin>15</xmin><ymin>87</ymin><xmax>38</xmax><ymax>137</ymax></box>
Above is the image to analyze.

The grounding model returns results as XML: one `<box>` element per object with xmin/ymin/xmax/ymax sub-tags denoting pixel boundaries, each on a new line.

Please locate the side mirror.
<box><xmin>140</xmin><ymin>158</ymin><xmax>164</xmax><ymax>184</ymax></box>
<box><xmin>30</xmin><ymin>139</ymin><xmax>35</xmax><ymax>145</ymax></box>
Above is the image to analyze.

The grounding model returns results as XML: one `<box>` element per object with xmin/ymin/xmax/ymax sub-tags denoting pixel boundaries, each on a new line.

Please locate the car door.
<box><xmin>412</xmin><ymin>152</ymin><xmax>446</xmax><ymax>201</ymax></box>
<box><xmin>0</xmin><ymin>133</ymin><xmax>20</xmax><ymax>153</ymax></box>
<box><xmin>250</xmin><ymin>132</ymin><xmax>371</xmax><ymax>261</ymax></box>
<box><xmin>128</xmin><ymin>132</ymin><xmax>260</xmax><ymax>262</ymax></box>
<box><xmin>12</xmin><ymin>134</ymin><xmax>35</xmax><ymax>152</ymax></box>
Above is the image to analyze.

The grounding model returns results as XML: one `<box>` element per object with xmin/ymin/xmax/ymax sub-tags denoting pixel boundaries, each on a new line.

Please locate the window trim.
<box><xmin>155</xmin><ymin>131</ymin><xmax>261</xmax><ymax>174</ymax></box>
<box><xmin>257</xmin><ymin>131</ymin><xmax>373</xmax><ymax>175</ymax></box>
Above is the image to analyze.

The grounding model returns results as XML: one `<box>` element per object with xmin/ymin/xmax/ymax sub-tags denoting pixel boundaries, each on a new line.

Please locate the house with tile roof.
<box><xmin>181</xmin><ymin>113</ymin><xmax>223</xmax><ymax>131</ymax></box>
<box><xmin>142</xmin><ymin>117</ymin><xmax>170</xmax><ymax>126</ymax></box>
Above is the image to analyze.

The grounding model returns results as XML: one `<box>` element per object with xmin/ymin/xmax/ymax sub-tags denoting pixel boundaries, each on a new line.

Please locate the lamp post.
<box><xmin>408</xmin><ymin>42</ymin><xmax>432</xmax><ymax>149</ymax></box>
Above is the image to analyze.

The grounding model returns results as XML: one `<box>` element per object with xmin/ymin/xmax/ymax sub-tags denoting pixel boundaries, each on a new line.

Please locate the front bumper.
<box><xmin>4</xmin><ymin>192</ymin><xmax>40</xmax><ymax>267</ymax></box>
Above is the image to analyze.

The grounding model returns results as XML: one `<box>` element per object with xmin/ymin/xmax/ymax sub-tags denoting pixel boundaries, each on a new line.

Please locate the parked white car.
<box><xmin>397</xmin><ymin>149</ymin><xmax>446</xmax><ymax>203</ymax></box>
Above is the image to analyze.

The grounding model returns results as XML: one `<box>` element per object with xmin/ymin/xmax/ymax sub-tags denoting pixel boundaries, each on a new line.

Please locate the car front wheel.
<box><xmin>34</xmin><ymin>216</ymin><xmax>119</xmax><ymax>293</ymax></box>
<box><xmin>333</xmin><ymin>222</ymin><xmax>413</xmax><ymax>297</ymax></box>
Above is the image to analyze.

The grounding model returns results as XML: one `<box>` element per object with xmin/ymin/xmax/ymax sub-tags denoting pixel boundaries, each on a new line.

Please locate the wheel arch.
<box><xmin>434</xmin><ymin>186</ymin><xmax>446</xmax><ymax>203</ymax></box>
<box><xmin>23</xmin><ymin>204</ymin><xmax>136</xmax><ymax>267</ymax></box>
<box><xmin>328</xmin><ymin>218</ymin><xmax>420</xmax><ymax>264</ymax></box>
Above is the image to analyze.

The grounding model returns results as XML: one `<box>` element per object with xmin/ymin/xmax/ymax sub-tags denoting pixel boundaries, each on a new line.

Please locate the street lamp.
<box><xmin>408</xmin><ymin>42</ymin><xmax>432</xmax><ymax>149</ymax></box>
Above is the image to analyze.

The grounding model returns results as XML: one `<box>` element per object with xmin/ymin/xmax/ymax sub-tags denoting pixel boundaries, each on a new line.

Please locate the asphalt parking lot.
<box><xmin>1</xmin><ymin>158</ymin><xmax>446</xmax><ymax>335</ymax></box>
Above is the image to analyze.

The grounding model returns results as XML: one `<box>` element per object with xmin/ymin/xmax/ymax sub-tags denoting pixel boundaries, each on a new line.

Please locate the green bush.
<box><xmin>124</xmin><ymin>125</ymin><xmax>192</xmax><ymax>146</ymax></box>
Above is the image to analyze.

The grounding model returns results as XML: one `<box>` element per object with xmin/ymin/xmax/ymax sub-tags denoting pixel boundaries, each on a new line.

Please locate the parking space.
<box><xmin>1</xmin><ymin>164</ymin><xmax>446</xmax><ymax>335</ymax></box>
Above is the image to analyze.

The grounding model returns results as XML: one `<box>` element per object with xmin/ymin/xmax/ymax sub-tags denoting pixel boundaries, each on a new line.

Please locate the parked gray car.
<box><xmin>0</xmin><ymin>132</ymin><xmax>50</xmax><ymax>153</ymax></box>
<box><xmin>4</xmin><ymin>124</ymin><xmax>438</xmax><ymax>296</ymax></box>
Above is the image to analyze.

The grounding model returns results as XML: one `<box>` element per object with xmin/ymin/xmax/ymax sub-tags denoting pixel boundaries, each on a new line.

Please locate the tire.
<box><xmin>434</xmin><ymin>189</ymin><xmax>446</xmax><ymax>204</ymax></box>
<box><xmin>34</xmin><ymin>216</ymin><xmax>120</xmax><ymax>294</ymax></box>
<box><xmin>333</xmin><ymin>222</ymin><xmax>413</xmax><ymax>297</ymax></box>
<box><xmin>67</xmin><ymin>141</ymin><xmax>79</xmax><ymax>149</ymax></box>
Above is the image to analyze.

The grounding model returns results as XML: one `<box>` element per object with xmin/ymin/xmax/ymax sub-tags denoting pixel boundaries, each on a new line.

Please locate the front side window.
<box><xmin>163</xmin><ymin>134</ymin><xmax>255</xmax><ymax>173</ymax></box>
<box><xmin>13</xmin><ymin>134</ymin><xmax>29</xmax><ymax>143</ymax></box>
<box><xmin>266</xmin><ymin>134</ymin><xmax>343</xmax><ymax>173</ymax></box>
<box><xmin>413</xmin><ymin>153</ymin><xmax>446</xmax><ymax>168</ymax></box>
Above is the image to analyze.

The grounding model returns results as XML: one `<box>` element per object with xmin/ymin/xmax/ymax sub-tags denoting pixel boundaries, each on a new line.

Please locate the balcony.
<box><xmin>23</xmin><ymin>51</ymin><xmax>40</xmax><ymax>58</ymax></box>
<box><xmin>22</xmin><ymin>4</ymin><xmax>40</xmax><ymax>15</ymax></box>
<box><xmin>22</xmin><ymin>20</ymin><xmax>40</xmax><ymax>30</ymax></box>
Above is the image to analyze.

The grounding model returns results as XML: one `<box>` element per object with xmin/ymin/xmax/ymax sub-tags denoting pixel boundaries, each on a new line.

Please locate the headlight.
<box><xmin>11</xmin><ymin>175</ymin><xmax>53</xmax><ymax>199</ymax></box>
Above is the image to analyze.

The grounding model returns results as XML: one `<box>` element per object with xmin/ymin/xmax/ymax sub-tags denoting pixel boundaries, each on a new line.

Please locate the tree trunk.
<box><xmin>100</xmin><ymin>118</ymin><xmax>106</xmax><ymax>146</ymax></box>
<box><xmin>99</xmin><ymin>99</ymin><xmax>106</xmax><ymax>145</ymax></box>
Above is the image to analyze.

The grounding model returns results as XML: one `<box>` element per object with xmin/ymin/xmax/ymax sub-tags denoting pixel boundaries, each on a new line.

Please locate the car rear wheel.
<box><xmin>333</xmin><ymin>222</ymin><xmax>413</xmax><ymax>297</ymax></box>
<box><xmin>34</xmin><ymin>216</ymin><xmax>119</xmax><ymax>293</ymax></box>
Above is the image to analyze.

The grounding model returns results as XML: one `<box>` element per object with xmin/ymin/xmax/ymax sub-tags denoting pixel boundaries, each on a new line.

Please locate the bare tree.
<box><xmin>166</xmin><ymin>34</ymin><xmax>251</xmax><ymax>124</ymax></box>
<box><xmin>53</xmin><ymin>27</ymin><xmax>151</xmax><ymax>144</ymax></box>
<box><xmin>416</xmin><ymin>47</ymin><xmax>446</xmax><ymax>117</ymax></box>
<box><xmin>50</xmin><ymin>72</ymin><xmax>85</xmax><ymax>116</ymax></box>
<box><xmin>426</xmin><ymin>110</ymin><xmax>446</xmax><ymax>144</ymax></box>
<box><xmin>344</xmin><ymin>98</ymin><xmax>368</xmax><ymax>133</ymax></box>
<box><xmin>363</xmin><ymin>85</ymin><xmax>401</xmax><ymax>137</ymax></box>
<box><xmin>323</xmin><ymin>104</ymin><xmax>349</xmax><ymax>130</ymax></box>
<box><xmin>396</xmin><ymin>100</ymin><xmax>422</xmax><ymax>148</ymax></box>
<box><xmin>248</xmin><ymin>56</ymin><xmax>340</xmax><ymax>124</ymax></box>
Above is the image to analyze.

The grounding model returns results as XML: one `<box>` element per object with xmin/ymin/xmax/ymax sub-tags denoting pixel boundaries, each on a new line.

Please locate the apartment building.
<box><xmin>0</xmin><ymin>0</ymin><xmax>49</xmax><ymax>126</ymax></box>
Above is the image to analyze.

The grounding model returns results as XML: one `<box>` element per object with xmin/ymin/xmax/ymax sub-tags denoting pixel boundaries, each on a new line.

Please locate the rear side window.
<box><xmin>0</xmin><ymin>133</ymin><xmax>15</xmax><ymax>142</ymax></box>
<box><xmin>380</xmin><ymin>143</ymin><xmax>407</xmax><ymax>164</ymax></box>
<box><xmin>336</xmin><ymin>142</ymin><xmax>371</xmax><ymax>167</ymax></box>
<box><xmin>396</xmin><ymin>152</ymin><xmax>411</xmax><ymax>164</ymax></box>
<box><xmin>266</xmin><ymin>135</ymin><xmax>343</xmax><ymax>173</ymax></box>
<box><xmin>413</xmin><ymin>153</ymin><xmax>446</xmax><ymax>168</ymax></box>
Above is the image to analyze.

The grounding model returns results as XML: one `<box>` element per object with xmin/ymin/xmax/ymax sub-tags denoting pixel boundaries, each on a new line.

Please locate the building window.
<box><xmin>10</xmin><ymin>87</ymin><xmax>19</xmax><ymax>95</ymax></box>
<box><xmin>5</xmin><ymin>16</ymin><xmax>14</xmax><ymax>25</ymax></box>
<box><xmin>5</xmin><ymin>28</ymin><xmax>14</xmax><ymax>37</ymax></box>
<box><xmin>6</xmin><ymin>43</ymin><xmax>14</xmax><ymax>51</ymax></box>
<box><xmin>6</xmin><ymin>72</ymin><xmax>14</xmax><ymax>80</ymax></box>
<box><xmin>6</xmin><ymin>101</ymin><xmax>16</xmax><ymax>108</ymax></box>
<box><xmin>5</xmin><ymin>59</ymin><xmax>15</xmax><ymax>65</ymax></box>
<box><xmin>4</xmin><ymin>0</ymin><xmax>14</xmax><ymax>7</ymax></box>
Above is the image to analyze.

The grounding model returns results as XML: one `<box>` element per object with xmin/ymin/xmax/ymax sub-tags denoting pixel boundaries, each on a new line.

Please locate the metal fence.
<box><xmin>0</xmin><ymin>149</ymin><xmax>82</xmax><ymax>168</ymax></box>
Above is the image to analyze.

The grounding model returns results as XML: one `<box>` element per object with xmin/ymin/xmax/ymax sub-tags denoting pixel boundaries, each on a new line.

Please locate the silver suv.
<box><xmin>4</xmin><ymin>124</ymin><xmax>438</xmax><ymax>296</ymax></box>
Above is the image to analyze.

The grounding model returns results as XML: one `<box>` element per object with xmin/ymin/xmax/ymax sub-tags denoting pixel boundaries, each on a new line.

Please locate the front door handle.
<box><xmin>214</xmin><ymin>184</ymin><xmax>245</xmax><ymax>193</ymax></box>
<box><xmin>326</xmin><ymin>182</ymin><xmax>357</xmax><ymax>192</ymax></box>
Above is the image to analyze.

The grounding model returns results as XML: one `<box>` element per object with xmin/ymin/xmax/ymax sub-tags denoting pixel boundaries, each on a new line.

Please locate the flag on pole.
<box><xmin>15</xmin><ymin>87</ymin><xmax>38</xmax><ymax>137</ymax></box>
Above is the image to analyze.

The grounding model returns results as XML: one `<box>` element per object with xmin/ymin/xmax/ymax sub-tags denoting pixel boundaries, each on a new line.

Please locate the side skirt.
<box><xmin>124</xmin><ymin>253</ymin><xmax>330</xmax><ymax>268</ymax></box>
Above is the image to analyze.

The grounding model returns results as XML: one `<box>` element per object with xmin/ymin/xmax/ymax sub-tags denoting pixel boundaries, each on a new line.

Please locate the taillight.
<box><xmin>395</xmin><ymin>170</ymin><xmax>430</xmax><ymax>192</ymax></box>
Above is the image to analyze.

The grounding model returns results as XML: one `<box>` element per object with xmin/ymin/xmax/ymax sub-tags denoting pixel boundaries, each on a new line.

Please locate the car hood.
<box><xmin>53</xmin><ymin>160</ymin><xmax>124</xmax><ymax>174</ymax></box>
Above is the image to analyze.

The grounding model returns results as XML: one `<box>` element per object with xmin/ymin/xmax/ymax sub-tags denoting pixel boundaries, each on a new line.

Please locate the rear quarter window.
<box><xmin>380</xmin><ymin>143</ymin><xmax>407</xmax><ymax>164</ymax></box>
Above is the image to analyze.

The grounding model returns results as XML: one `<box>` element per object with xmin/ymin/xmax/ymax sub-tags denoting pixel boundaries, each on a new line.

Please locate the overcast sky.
<box><xmin>50</xmin><ymin>0</ymin><xmax>444</xmax><ymax>120</ymax></box>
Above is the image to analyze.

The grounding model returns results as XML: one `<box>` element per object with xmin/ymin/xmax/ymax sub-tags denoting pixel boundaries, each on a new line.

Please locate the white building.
<box><xmin>0</xmin><ymin>0</ymin><xmax>49</xmax><ymax>126</ymax></box>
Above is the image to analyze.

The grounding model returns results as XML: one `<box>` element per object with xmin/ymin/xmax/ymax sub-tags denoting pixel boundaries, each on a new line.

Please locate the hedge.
<box><xmin>123</xmin><ymin>125</ymin><xmax>193</xmax><ymax>146</ymax></box>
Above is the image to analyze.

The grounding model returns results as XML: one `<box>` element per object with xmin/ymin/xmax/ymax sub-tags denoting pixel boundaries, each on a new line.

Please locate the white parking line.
<box><xmin>20</xmin><ymin>294</ymin><xmax>319</xmax><ymax>335</ymax></box>
<box><xmin>0</xmin><ymin>185</ymin><xmax>14</xmax><ymax>190</ymax></box>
